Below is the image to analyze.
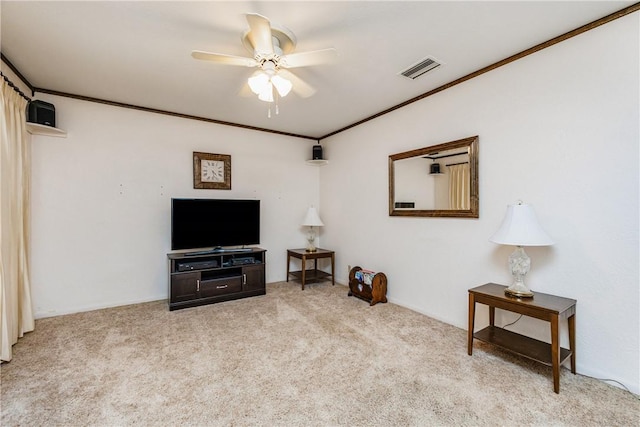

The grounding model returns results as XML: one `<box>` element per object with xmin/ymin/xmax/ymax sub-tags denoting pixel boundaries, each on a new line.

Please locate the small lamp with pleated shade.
<box><xmin>302</xmin><ymin>206</ymin><xmax>324</xmax><ymax>252</ymax></box>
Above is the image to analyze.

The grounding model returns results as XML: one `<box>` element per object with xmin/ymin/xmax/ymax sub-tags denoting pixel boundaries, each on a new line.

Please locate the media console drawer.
<box><xmin>199</xmin><ymin>276</ymin><xmax>242</xmax><ymax>298</ymax></box>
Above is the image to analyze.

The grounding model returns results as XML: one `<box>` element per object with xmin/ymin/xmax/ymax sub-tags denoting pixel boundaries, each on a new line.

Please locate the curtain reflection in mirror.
<box><xmin>448</xmin><ymin>163</ymin><xmax>470</xmax><ymax>209</ymax></box>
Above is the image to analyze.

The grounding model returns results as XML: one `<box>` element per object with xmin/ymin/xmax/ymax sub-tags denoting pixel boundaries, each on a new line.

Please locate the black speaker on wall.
<box><xmin>312</xmin><ymin>144</ymin><xmax>323</xmax><ymax>160</ymax></box>
<box><xmin>27</xmin><ymin>100</ymin><xmax>56</xmax><ymax>127</ymax></box>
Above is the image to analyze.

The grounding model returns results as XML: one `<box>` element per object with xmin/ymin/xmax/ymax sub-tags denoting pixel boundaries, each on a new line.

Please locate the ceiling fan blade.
<box><xmin>246</xmin><ymin>13</ymin><xmax>274</xmax><ymax>55</ymax></box>
<box><xmin>191</xmin><ymin>51</ymin><xmax>258</xmax><ymax>67</ymax></box>
<box><xmin>278</xmin><ymin>69</ymin><xmax>316</xmax><ymax>98</ymax></box>
<box><xmin>280</xmin><ymin>48</ymin><xmax>337</xmax><ymax>68</ymax></box>
<box><xmin>238</xmin><ymin>82</ymin><xmax>255</xmax><ymax>98</ymax></box>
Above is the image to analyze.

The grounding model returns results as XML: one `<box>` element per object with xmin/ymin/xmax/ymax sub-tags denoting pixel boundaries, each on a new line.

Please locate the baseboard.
<box><xmin>34</xmin><ymin>295</ymin><xmax>167</xmax><ymax>319</ymax></box>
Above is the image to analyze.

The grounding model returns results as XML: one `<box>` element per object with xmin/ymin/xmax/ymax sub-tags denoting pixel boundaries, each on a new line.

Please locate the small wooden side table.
<box><xmin>286</xmin><ymin>248</ymin><xmax>335</xmax><ymax>290</ymax></box>
<box><xmin>468</xmin><ymin>283</ymin><xmax>576</xmax><ymax>393</ymax></box>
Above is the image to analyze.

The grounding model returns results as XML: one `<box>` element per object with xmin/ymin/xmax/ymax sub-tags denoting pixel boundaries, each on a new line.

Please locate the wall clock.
<box><xmin>193</xmin><ymin>152</ymin><xmax>231</xmax><ymax>190</ymax></box>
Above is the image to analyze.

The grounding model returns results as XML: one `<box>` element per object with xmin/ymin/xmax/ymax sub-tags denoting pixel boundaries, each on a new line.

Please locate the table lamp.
<box><xmin>302</xmin><ymin>206</ymin><xmax>324</xmax><ymax>252</ymax></box>
<box><xmin>489</xmin><ymin>201</ymin><xmax>554</xmax><ymax>298</ymax></box>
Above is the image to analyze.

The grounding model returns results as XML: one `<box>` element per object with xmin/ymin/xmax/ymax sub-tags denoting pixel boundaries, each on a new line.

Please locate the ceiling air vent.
<box><xmin>399</xmin><ymin>56</ymin><xmax>441</xmax><ymax>80</ymax></box>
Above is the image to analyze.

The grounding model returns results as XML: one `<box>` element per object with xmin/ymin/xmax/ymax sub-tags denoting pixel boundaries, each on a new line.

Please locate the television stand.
<box><xmin>167</xmin><ymin>248</ymin><xmax>266</xmax><ymax>310</ymax></box>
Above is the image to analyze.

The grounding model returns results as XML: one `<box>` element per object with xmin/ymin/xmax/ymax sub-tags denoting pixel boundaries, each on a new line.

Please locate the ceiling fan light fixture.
<box><xmin>248</xmin><ymin>72</ymin><xmax>270</xmax><ymax>95</ymax></box>
<box><xmin>271</xmin><ymin>74</ymin><xmax>292</xmax><ymax>97</ymax></box>
<box><xmin>258</xmin><ymin>82</ymin><xmax>274</xmax><ymax>102</ymax></box>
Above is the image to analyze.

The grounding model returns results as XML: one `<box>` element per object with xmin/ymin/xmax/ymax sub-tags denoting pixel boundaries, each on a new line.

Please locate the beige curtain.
<box><xmin>1</xmin><ymin>79</ymin><xmax>34</xmax><ymax>362</ymax></box>
<box><xmin>448</xmin><ymin>163</ymin><xmax>470</xmax><ymax>210</ymax></box>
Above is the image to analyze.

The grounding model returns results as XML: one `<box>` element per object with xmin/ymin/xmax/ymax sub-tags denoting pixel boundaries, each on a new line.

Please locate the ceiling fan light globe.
<box><xmin>248</xmin><ymin>72</ymin><xmax>269</xmax><ymax>95</ymax></box>
<box><xmin>258</xmin><ymin>83</ymin><xmax>274</xmax><ymax>102</ymax></box>
<box><xmin>271</xmin><ymin>75</ymin><xmax>292</xmax><ymax>97</ymax></box>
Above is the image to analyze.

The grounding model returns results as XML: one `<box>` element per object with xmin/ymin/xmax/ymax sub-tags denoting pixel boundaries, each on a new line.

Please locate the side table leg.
<box><xmin>331</xmin><ymin>253</ymin><xmax>335</xmax><ymax>286</ymax></box>
<box><xmin>551</xmin><ymin>313</ymin><xmax>560</xmax><ymax>393</ymax></box>
<box><xmin>468</xmin><ymin>293</ymin><xmax>475</xmax><ymax>355</ymax></box>
<box><xmin>301</xmin><ymin>255</ymin><xmax>306</xmax><ymax>290</ymax></box>
<box><xmin>569</xmin><ymin>313</ymin><xmax>576</xmax><ymax>374</ymax></box>
<box><xmin>489</xmin><ymin>306</ymin><xmax>495</xmax><ymax>327</ymax></box>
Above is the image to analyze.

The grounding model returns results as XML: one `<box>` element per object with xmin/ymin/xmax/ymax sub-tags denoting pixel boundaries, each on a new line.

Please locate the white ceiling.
<box><xmin>1</xmin><ymin>1</ymin><xmax>634</xmax><ymax>139</ymax></box>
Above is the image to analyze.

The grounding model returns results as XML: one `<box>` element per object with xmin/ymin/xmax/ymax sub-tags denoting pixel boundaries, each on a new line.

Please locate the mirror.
<box><xmin>389</xmin><ymin>136</ymin><xmax>478</xmax><ymax>218</ymax></box>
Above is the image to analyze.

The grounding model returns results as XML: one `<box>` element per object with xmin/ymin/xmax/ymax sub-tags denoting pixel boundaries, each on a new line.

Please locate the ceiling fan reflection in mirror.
<box><xmin>192</xmin><ymin>13</ymin><xmax>336</xmax><ymax>116</ymax></box>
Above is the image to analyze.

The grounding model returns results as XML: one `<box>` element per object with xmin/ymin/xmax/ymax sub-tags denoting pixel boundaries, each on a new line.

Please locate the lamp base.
<box><xmin>504</xmin><ymin>247</ymin><xmax>534</xmax><ymax>298</ymax></box>
<box><xmin>306</xmin><ymin>226</ymin><xmax>317</xmax><ymax>252</ymax></box>
<box><xmin>504</xmin><ymin>287</ymin><xmax>534</xmax><ymax>298</ymax></box>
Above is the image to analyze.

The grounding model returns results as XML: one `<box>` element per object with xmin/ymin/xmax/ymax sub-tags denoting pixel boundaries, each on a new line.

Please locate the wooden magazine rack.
<box><xmin>348</xmin><ymin>266</ymin><xmax>387</xmax><ymax>306</ymax></box>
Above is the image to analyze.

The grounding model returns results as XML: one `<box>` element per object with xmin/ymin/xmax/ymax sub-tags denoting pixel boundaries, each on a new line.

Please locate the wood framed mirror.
<box><xmin>389</xmin><ymin>135</ymin><xmax>478</xmax><ymax>218</ymax></box>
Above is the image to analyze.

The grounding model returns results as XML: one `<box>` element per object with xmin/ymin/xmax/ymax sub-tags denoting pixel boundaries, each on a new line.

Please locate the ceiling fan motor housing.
<box><xmin>242</xmin><ymin>26</ymin><xmax>297</xmax><ymax>57</ymax></box>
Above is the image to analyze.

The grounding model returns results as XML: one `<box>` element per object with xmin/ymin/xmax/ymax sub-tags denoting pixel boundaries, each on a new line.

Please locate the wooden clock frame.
<box><xmin>193</xmin><ymin>152</ymin><xmax>231</xmax><ymax>190</ymax></box>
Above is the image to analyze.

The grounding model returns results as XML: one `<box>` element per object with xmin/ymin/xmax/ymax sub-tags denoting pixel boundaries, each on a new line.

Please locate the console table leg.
<box><xmin>551</xmin><ymin>314</ymin><xmax>560</xmax><ymax>393</ymax></box>
<box><xmin>286</xmin><ymin>255</ymin><xmax>290</xmax><ymax>282</ymax></box>
<box><xmin>569</xmin><ymin>313</ymin><xmax>576</xmax><ymax>374</ymax></box>
<box><xmin>468</xmin><ymin>294</ymin><xmax>476</xmax><ymax>355</ymax></box>
<box><xmin>489</xmin><ymin>306</ymin><xmax>495</xmax><ymax>327</ymax></box>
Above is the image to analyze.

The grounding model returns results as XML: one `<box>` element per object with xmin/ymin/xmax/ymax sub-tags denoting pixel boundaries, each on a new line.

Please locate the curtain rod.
<box><xmin>446</xmin><ymin>161</ymin><xmax>469</xmax><ymax>167</ymax></box>
<box><xmin>423</xmin><ymin>151</ymin><xmax>468</xmax><ymax>160</ymax></box>
<box><xmin>1</xmin><ymin>73</ymin><xmax>32</xmax><ymax>102</ymax></box>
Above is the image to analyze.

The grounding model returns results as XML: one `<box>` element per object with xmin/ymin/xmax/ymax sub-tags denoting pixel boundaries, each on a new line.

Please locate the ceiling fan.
<box><xmin>192</xmin><ymin>13</ymin><xmax>336</xmax><ymax>104</ymax></box>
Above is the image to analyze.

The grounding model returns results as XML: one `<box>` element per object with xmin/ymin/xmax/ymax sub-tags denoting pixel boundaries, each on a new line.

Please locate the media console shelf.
<box><xmin>167</xmin><ymin>248</ymin><xmax>266</xmax><ymax>311</ymax></box>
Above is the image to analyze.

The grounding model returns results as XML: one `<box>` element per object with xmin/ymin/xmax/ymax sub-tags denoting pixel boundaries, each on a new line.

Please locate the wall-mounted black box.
<box><xmin>27</xmin><ymin>100</ymin><xmax>56</xmax><ymax>127</ymax></box>
<box><xmin>312</xmin><ymin>144</ymin><xmax>323</xmax><ymax>160</ymax></box>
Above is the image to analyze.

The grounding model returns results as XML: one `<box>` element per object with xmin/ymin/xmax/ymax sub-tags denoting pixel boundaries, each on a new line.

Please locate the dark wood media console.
<box><xmin>167</xmin><ymin>248</ymin><xmax>266</xmax><ymax>311</ymax></box>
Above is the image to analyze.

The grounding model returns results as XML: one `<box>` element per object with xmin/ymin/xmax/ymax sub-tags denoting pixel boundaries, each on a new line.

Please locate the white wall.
<box><xmin>321</xmin><ymin>14</ymin><xmax>639</xmax><ymax>393</ymax></box>
<box><xmin>30</xmin><ymin>94</ymin><xmax>320</xmax><ymax>317</ymax></box>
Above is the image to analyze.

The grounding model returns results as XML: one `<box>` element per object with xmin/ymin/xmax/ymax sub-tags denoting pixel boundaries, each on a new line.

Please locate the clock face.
<box><xmin>201</xmin><ymin>160</ymin><xmax>224</xmax><ymax>183</ymax></box>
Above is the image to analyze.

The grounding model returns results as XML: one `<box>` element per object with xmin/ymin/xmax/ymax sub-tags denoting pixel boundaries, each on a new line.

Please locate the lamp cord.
<box><xmin>502</xmin><ymin>315</ymin><xmax>523</xmax><ymax>328</ymax></box>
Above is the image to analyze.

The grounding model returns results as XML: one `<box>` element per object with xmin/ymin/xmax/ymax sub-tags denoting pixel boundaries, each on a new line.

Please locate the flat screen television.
<box><xmin>171</xmin><ymin>198</ymin><xmax>260</xmax><ymax>251</ymax></box>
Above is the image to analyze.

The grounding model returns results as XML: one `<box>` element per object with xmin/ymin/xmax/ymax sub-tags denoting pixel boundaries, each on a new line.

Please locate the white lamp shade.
<box><xmin>302</xmin><ymin>206</ymin><xmax>324</xmax><ymax>227</ymax></box>
<box><xmin>490</xmin><ymin>203</ymin><xmax>554</xmax><ymax>246</ymax></box>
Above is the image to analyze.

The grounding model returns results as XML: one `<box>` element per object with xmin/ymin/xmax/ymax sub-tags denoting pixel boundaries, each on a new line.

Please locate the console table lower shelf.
<box><xmin>473</xmin><ymin>326</ymin><xmax>572</xmax><ymax>367</ymax></box>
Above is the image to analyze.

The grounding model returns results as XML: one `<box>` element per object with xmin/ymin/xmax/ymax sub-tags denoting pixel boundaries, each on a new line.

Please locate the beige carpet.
<box><xmin>1</xmin><ymin>281</ymin><xmax>638</xmax><ymax>426</ymax></box>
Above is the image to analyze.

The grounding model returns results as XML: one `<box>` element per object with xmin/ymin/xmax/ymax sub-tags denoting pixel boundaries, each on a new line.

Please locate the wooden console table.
<box><xmin>468</xmin><ymin>283</ymin><xmax>576</xmax><ymax>393</ymax></box>
<box><xmin>286</xmin><ymin>248</ymin><xmax>335</xmax><ymax>290</ymax></box>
